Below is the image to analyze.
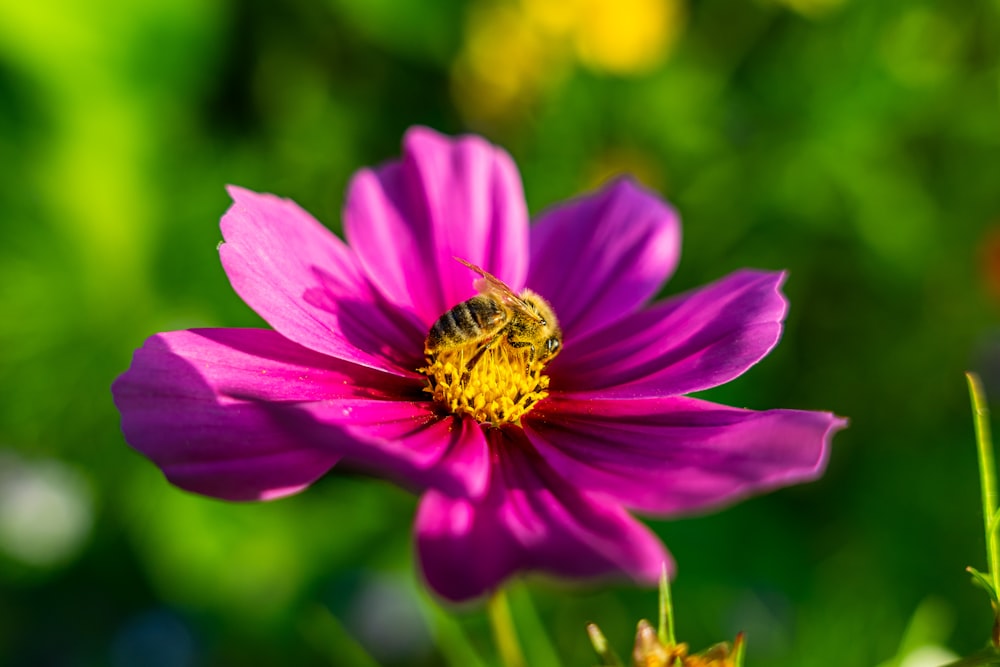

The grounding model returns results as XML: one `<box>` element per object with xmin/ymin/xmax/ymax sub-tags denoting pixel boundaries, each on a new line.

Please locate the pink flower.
<box><xmin>112</xmin><ymin>127</ymin><xmax>846</xmax><ymax>602</ymax></box>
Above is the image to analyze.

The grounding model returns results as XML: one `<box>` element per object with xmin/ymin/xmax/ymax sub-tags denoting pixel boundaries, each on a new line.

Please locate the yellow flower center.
<box><xmin>421</xmin><ymin>343</ymin><xmax>552</xmax><ymax>426</ymax></box>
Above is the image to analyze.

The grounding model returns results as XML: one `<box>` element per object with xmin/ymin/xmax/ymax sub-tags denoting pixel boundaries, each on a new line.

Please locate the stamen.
<box><xmin>422</xmin><ymin>343</ymin><xmax>551</xmax><ymax>426</ymax></box>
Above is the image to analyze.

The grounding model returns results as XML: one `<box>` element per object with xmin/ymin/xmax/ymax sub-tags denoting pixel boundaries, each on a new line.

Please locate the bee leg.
<box><xmin>463</xmin><ymin>336</ymin><xmax>500</xmax><ymax>377</ymax></box>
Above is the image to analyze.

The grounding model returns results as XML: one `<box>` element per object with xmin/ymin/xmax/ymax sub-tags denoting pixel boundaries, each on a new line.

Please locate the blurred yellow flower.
<box><xmin>564</xmin><ymin>0</ymin><xmax>683</xmax><ymax>74</ymax></box>
<box><xmin>451</xmin><ymin>1</ymin><xmax>567</xmax><ymax>125</ymax></box>
<box><xmin>452</xmin><ymin>0</ymin><xmax>685</xmax><ymax>125</ymax></box>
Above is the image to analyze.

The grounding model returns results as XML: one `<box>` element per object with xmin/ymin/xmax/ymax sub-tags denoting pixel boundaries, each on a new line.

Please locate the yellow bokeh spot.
<box><xmin>520</xmin><ymin>0</ymin><xmax>577</xmax><ymax>35</ymax></box>
<box><xmin>451</xmin><ymin>2</ymin><xmax>567</xmax><ymax>124</ymax></box>
<box><xmin>571</xmin><ymin>0</ymin><xmax>684</xmax><ymax>75</ymax></box>
<box><xmin>452</xmin><ymin>0</ymin><xmax>686</xmax><ymax>124</ymax></box>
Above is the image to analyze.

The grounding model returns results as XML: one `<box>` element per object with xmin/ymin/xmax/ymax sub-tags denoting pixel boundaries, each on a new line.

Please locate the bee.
<box><xmin>425</xmin><ymin>258</ymin><xmax>562</xmax><ymax>367</ymax></box>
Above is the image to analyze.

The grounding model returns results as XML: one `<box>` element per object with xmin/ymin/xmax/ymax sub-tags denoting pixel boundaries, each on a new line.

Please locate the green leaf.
<box><xmin>298</xmin><ymin>604</ymin><xmax>382</xmax><ymax>667</ymax></box>
<box><xmin>420</xmin><ymin>595</ymin><xmax>489</xmax><ymax>667</ymax></box>
<box><xmin>969</xmin><ymin>567</ymin><xmax>1000</xmax><ymax>606</ymax></box>
<box><xmin>658</xmin><ymin>565</ymin><xmax>676</xmax><ymax>646</ymax></box>
<box><xmin>505</xmin><ymin>582</ymin><xmax>563</xmax><ymax>667</ymax></box>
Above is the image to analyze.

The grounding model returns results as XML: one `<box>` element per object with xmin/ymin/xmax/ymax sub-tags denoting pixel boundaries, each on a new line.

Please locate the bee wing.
<box><xmin>454</xmin><ymin>257</ymin><xmax>543</xmax><ymax>321</ymax></box>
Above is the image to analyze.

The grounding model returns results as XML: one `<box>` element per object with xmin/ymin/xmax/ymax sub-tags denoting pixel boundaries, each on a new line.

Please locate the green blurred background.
<box><xmin>1</xmin><ymin>0</ymin><xmax>999</xmax><ymax>664</ymax></box>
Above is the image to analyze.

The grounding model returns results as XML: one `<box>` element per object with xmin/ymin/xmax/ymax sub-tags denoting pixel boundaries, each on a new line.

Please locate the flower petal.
<box><xmin>344</xmin><ymin>127</ymin><xmax>530</xmax><ymax>326</ymax></box>
<box><xmin>112</xmin><ymin>328</ymin><xmax>418</xmax><ymax>501</ymax></box>
<box><xmin>220</xmin><ymin>186</ymin><xmax>426</xmax><ymax>376</ymax></box>
<box><xmin>525</xmin><ymin>395</ymin><xmax>847</xmax><ymax>515</ymax></box>
<box><xmin>295</xmin><ymin>403</ymin><xmax>491</xmax><ymax>499</ymax></box>
<box><xmin>527</xmin><ymin>178</ymin><xmax>680</xmax><ymax>340</ymax></box>
<box><xmin>415</xmin><ymin>429</ymin><xmax>670</xmax><ymax>602</ymax></box>
<box><xmin>552</xmin><ymin>270</ymin><xmax>787</xmax><ymax>397</ymax></box>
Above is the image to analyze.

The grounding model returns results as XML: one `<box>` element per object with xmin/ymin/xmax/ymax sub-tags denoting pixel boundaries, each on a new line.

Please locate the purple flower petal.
<box><xmin>527</xmin><ymin>178</ymin><xmax>680</xmax><ymax>341</ymax></box>
<box><xmin>415</xmin><ymin>428</ymin><xmax>670</xmax><ymax>602</ymax></box>
<box><xmin>296</xmin><ymin>401</ymin><xmax>491</xmax><ymax>499</ymax></box>
<box><xmin>551</xmin><ymin>270</ymin><xmax>787</xmax><ymax>397</ymax></box>
<box><xmin>525</xmin><ymin>395</ymin><xmax>847</xmax><ymax>515</ymax></box>
<box><xmin>345</xmin><ymin>127</ymin><xmax>530</xmax><ymax>327</ymax></box>
<box><xmin>112</xmin><ymin>328</ymin><xmax>418</xmax><ymax>501</ymax></box>
<box><xmin>220</xmin><ymin>186</ymin><xmax>426</xmax><ymax>376</ymax></box>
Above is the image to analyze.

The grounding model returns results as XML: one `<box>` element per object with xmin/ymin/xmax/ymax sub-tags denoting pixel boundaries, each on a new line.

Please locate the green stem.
<box><xmin>967</xmin><ymin>372</ymin><xmax>1000</xmax><ymax>602</ymax></box>
<box><xmin>991</xmin><ymin>511</ymin><xmax>1000</xmax><ymax>544</ymax></box>
<box><xmin>657</xmin><ymin>566</ymin><xmax>676</xmax><ymax>646</ymax></box>
<box><xmin>487</xmin><ymin>588</ymin><xmax>526</xmax><ymax>667</ymax></box>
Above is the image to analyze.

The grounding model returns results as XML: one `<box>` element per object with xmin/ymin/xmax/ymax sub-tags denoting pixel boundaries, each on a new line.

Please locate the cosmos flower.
<box><xmin>112</xmin><ymin>127</ymin><xmax>845</xmax><ymax>602</ymax></box>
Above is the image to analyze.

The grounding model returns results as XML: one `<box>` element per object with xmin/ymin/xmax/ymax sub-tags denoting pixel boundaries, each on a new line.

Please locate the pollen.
<box><xmin>421</xmin><ymin>343</ymin><xmax>551</xmax><ymax>426</ymax></box>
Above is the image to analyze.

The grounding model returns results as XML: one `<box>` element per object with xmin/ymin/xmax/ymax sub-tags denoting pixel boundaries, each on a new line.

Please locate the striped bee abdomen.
<box><xmin>426</xmin><ymin>295</ymin><xmax>507</xmax><ymax>351</ymax></box>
